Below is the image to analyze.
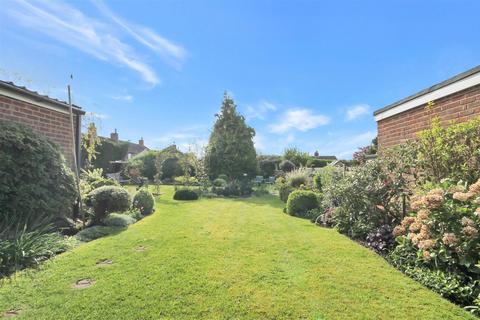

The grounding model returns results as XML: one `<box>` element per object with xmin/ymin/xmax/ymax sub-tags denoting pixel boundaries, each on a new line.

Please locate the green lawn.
<box><xmin>0</xmin><ymin>187</ymin><xmax>473</xmax><ymax>319</ymax></box>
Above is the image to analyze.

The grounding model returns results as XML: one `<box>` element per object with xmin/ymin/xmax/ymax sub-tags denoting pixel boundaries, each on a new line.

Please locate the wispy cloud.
<box><xmin>154</xmin><ymin>125</ymin><xmax>209</xmax><ymax>151</ymax></box>
<box><xmin>269</xmin><ymin>108</ymin><xmax>330</xmax><ymax>134</ymax></box>
<box><xmin>91</xmin><ymin>0</ymin><xmax>186</xmax><ymax>69</ymax></box>
<box><xmin>245</xmin><ymin>100</ymin><xmax>277</xmax><ymax>120</ymax></box>
<box><xmin>5</xmin><ymin>0</ymin><xmax>185</xmax><ymax>86</ymax></box>
<box><xmin>320</xmin><ymin>130</ymin><xmax>376</xmax><ymax>159</ymax></box>
<box><xmin>346</xmin><ymin>104</ymin><xmax>370</xmax><ymax>121</ymax></box>
<box><xmin>111</xmin><ymin>94</ymin><xmax>133</xmax><ymax>102</ymax></box>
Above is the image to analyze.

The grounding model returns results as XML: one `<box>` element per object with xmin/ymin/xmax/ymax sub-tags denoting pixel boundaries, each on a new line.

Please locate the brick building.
<box><xmin>374</xmin><ymin>65</ymin><xmax>480</xmax><ymax>150</ymax></box>
<box><xmin>0</xmin><ymin>80</ymin><xmax>85</xmax><ymax>168</ymax></box>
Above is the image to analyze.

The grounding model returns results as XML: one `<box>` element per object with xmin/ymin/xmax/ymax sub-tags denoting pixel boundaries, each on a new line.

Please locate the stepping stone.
<box><xmin>72</xmin><ymin>279</ymin><xmax>95</xmax><ymax>289</ymax></box>
<box><xmin>135</xmin><ymin>246</ymin><xmax>146</xmax><ymax>252</ymax></box>
<box><xmin>2</xmin><ymin>309</ymin><xmax>21</xmax><ymax>317</ymax></box>
<box><xmin>96</xmin><ymin>259</ymin><xmax>113</xmax><ymax>266</ymax></box>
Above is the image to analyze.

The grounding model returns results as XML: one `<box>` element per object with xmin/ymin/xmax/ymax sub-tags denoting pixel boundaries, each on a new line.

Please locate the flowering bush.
<box><xmin>389</xmin><ymin>179</ymin><xmax>480</xmax><ymax>310</ymax></box>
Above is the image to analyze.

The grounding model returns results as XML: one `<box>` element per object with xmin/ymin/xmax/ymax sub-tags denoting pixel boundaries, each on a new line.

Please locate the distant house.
<box><xmin>374</xmin><ymin>65</ymin><xmax>480</xmax><ymax>150</ymax></box>
<box><xmin>106</xmin><ymin>129</ymin><xmax>148</xmax><ymax>160</ymax></box>
<box><xmin>313</xmin><ymin>150</ymin><xmax>337</xmax><ymax>161</ymax></box>
<box><xmin>0</xmin><ymin>80</ymin><xmax>85</xmax><ymax>168</ymax></box>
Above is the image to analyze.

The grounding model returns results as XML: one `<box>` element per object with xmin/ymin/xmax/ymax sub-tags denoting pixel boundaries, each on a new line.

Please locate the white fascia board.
<box><xmin>0</xmin><ymin>87</ymin><xmax>70</xmax><ymax>115</ymax></box>
<box><xmin>375</xmin><ymin>72</ymin><xmax>480</xmax><ymax>122</ymax></box>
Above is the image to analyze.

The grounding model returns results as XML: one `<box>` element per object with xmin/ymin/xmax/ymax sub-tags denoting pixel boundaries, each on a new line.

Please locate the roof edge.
<box><xmin>374</xmin><ymin>65</ymin><xmax>480</xmax><ymax>117</ymax></box>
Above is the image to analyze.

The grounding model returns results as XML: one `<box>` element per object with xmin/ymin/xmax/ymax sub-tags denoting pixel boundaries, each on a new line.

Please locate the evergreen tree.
<box><xmin>205</xmin><ymin>93</ymin><xmax>257</xmax><ymax>179</ymax></box>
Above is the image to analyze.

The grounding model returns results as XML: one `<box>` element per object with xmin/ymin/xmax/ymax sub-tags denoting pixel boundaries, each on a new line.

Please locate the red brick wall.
<box><xmin>0</xmin><ymin>94</ymin><xmax>79</xmax><ymax>166</ymax></box>
<box><xmin>377</xmin><ymin>84</ymin><xmax>480</xmax><ymax>150</ymax></box>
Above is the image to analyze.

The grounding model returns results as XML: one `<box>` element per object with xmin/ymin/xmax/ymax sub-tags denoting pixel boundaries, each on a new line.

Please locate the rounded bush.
<box><xmin>213</xmin><ymin>178</ymin><xmax>227</xmax><ymax>187</ymax></box>
<box><xmin>88</xmin><ymin>186</ymin><xmax>131</xmax><ymax>223</ymax></box>
<box><xmin>286</xmin><ymin>168</ymin><xmax>311</xmax><ymax>188</ymax></box>
<box><xmin>279</xmin><ymin>160</ymin><xmax>295</xmax><ymax>172</ymax></box>
<box><xmin>133</xmin><ymin>188</ymin><xmax>155</xmax><ymax>215</ymax></box>
<box><xmin>286</xmin><ymin>190</ymin><xmax>319</xmax><ymax>217</ymax></box>
<box><xmin>278</xmin><ymin>183</ymin><xmax>295</xmax><ymax>203</ymax></box>
<box><xmin>259</xmin><ymin>160</ymin><xmax>276</xmax><ymax>177</ymax></box>
<box><xmin>0</xmin><ymin>120</ymin><xmax>77</xmax><ymax>230</ymax></box>
<box><xmin>103</xmin><ymin>213</ymin><xmax>137</xmax><ymax>227</ymax></box>
<box><xmin>173</xmin><ymin>189</ymin><xmax>199</xmax><ymax>201</ymax></box>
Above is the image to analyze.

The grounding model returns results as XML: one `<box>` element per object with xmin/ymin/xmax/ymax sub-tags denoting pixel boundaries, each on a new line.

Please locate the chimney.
<box><xmin>139</xmin><ymin>137</ymin><xmax>144</xmax><ymax>147</ymax></box>
<box><xmin>110</xmin><ymin>129</ymin><xmax>119</xmax><ymax>142</ymax></box>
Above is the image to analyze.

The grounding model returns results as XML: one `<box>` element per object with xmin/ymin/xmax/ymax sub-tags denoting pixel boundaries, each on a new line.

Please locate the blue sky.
<box><xmin>1</xmin><ymin>0</ymin><xmax>479</xmax><ymax>158</ymax></box>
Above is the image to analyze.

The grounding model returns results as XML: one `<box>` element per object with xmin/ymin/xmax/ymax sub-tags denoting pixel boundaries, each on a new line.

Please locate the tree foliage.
<box><xmin>205</xmin><ymin>93</ymin><xmax>257</xmax><ymax>179</ymax></box>
<box><xmin>283</xmin><ymin>147</ymin><xmax>309</xmax><ymax>167</ymax></box>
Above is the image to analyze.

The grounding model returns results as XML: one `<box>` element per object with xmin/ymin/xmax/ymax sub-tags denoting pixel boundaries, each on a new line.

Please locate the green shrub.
<box><xmin>217</xmin><ymin>174</ymin><xmax>228</xmax><ymax>181</ymax></box>
<box><xmin>103</xmin><ymin>213</ymin><xmax>137</xmax><ymax>227</ymax></box>
<box><xmin>278</xmin><ymin>183</ymin><xmax>295</xmax><ymax>203</ymax></box>
<box><xmin>87</xmin><ymin>186</ymin><xmax>131</xmax><ymax>223</ymax></box>
<box><xmin>90</xmin><ymin>138</ymin><xmax>129</xmax><ymax>173</ymax></box>
<box><xmin>133</xmin><ymin>188</ymin><xmax>155</xmax><ymax>215</ymax></box>
<box><xmin>283</xmin><ymin>147</ymin><xmax>309</xmax><ymax>167</ymax></box>
<box><xmin>0</xmin><ymin>227</ymin><xmax>71</xmax><ymax>277</ymax></box>
<box><xmin>285</xmin><ymin>167</ymin><xmax>311</xmax><ymax>188</ymax></box>
<box><xmin>253</xmin><ymin>184</ymin><xmax>270</xmax><ymax>196</ymax></box>
<box><xmin>286</xmin><ymin>190</ymin><xmax>319</xmax><ymax>217</ymax></box>
<box><xmin>213</xmin><ymin>178</ymin><xmax>227</xmax><ymax>187</ymax></box>
<box><xmin>259</xmin><ymin>160</ymin><xmax>276</xmax><ymax>177</ymax></box>
<box><xmin>279</xmin><ymin>160</ymin><xmax>295</xmax><ymax>172</ymax></box>
<box><xmin>0</xmin><ymin>120</ymin><xmax>77</xmax><ymax>231</ymax></box>
<box><xmin>313</xmin><ymin>172</ymin><xmax>322</xmax><ymax>191</ymax></box>
<box><xmin>124</xmin><ymin>150</ymin><xmax>157</xmax><ymax>181</ymax></box>
<box><xmin>307</xmin><ymin>158</ymin><xmax>329</xmax><ymax>168</ymax></box>
<box><xmin>173</xmin><ymin>189</ymin><xmax>199</xmax><ymax>200</ymax></box>
<box><xmin>212</xmin><ymin>180</ymin><xmax>253</xmax><ymax>197</ymax></box>
<box><xmin>75</xmin><ymin>225</ymin><xmax>122</xmax><ymax>242</ymax></box>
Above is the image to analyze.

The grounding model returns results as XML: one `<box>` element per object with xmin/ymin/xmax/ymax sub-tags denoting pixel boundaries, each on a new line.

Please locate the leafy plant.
<box><xmin>286</xmin><ymin>190</ymin><xmax>320</xmax><ymax>218</ymax></box>
<box><xmin>103</xmin><ymin>213</ymin><xmax>137</xmax><ymax>227</ymax></box>
<box><xmin>133</xmin><ymin>188</ymin><xmax>155</xmax><ymax>215</ymax></box>
<box><xmin>259</xmin><ymin>160</ymin><xmax>276</xmax><ymax>177</ymax></box>
<box><xmin>173</xmin><ymin>189</ymin><xmax>199</xmax><ymax>200</ymax></box>
<box><xmin>283</xmin><ymin>147</ymin><xmax>309</xmax><ymax>167</ymax></box>
<box><xmin>285</xmin><ymin>167</ymin><xmax>312</xmax><ymax>188</ymax></box>
<box><xmin>87</xmin><ymin>186</ymin><xmax>131</xmax><ymax>223</ymax></box>
<box><xmin>279</xmin><ymin>160</ymin><xmax>295</xmax><ymax>172</ymax></box>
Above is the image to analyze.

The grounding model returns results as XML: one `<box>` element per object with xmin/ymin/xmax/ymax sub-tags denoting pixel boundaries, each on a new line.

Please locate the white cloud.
<box><xmin>269</xmin><ymin>108</ymin><xmax>330</xmax><ymax>134</ymax></box>
<box><xmin>245</xmin><ymin>101</ymin><xmax>277</xmax><ymax>120</ymax></box>
<box><xmin>111</xmin><ymin>94</ymin><xmax>133</xmax><ymax>102</ymax></box>
<box><xmin>154</xmin><ymin>125</ymin><xmax>209</xmax><ymax>151</ymax></box>
<box><xmin>346</xmin><ymin>104</ymin><xmax>370</xmax><ymax>121</ymax></box>
<box><xmin>5</xmin><ymin>0</ymin><xmax>184</xmax><ymax>86</ymax></box>
<box><xmin>92</xmin><ymin>0</ymin><xmax>186</xmax><ymax>69</ymax></box>
<box><xmin>320</xmin><ymin>130</ymin><xmax>376</xmax><ymax>159</ymax></box>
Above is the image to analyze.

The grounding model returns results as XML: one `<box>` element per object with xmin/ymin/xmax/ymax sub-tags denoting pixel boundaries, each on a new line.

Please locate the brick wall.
<box><xmin>0</xmin><ymin>94</ymin><xmax>80</xmax><ymax>166</ymax></box>
<box><xmin>377</xmin><ymin>84</ymin><xmax>480</xmax><ymax>150</ymax></box>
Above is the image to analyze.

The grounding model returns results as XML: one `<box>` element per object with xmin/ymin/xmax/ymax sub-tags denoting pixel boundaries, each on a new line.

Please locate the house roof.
<box><xmin>315</xmin><ymin>155</ymin><xmax>337</xmax><ymax>160</ymax></box>
<box><xmin>373</xmin><ymin>65</ymin><xmax>480</xmax><ymax>121</ymax></box>
<box><xmin>0</xmin><ymin>80</ymin><xmax>85</xmax><ymax>115</ymax></box>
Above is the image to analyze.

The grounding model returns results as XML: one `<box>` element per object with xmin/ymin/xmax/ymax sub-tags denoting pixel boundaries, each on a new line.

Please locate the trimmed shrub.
<box><xmin>285</xmin><ymin>167</ymin><xmax>311</xmax><ymax>188</ymax></box>
<box><xmin>173</xmin><ymin>189</ymin><xmax>199</xmax><ymax>201</ymax></box>
<box><xmin>278</xmin><ymin>183</ymin><xmax>295</xmax><ymax>203</ymax></box>
<box><xmin>87</xmin><ymin>186</ymin><xmax>131</xmax><ymax>223</ymax></box>
<box><xmin>0</xmin><ymin>120</ymin><xmax>77</xmax><ymax>231</ymax></box>
<box><xmin>104</xmin><ymin>213</ymin><xmax>137</xmax><ymax>227</ymax></box>
<box><xmin>279</xmin><ymin>160</ymin><xmax>295</xmax><ymax>172</ymax></box>
<box><xmin>286</xmin><ymin>190</ymin><xmax>319</xmax><ymax>217</ymax></box>
<box><xmin>313</xmin><ymin>172</ymin><xmax>322</xmax><ymax>191</ymax></box>
<box><xmin>213</xmin><ymin>178</ymin><xmax>227</xmax><ymax>187</ymax></box>
<box><xmin>212</xmin><ymin>180</ymin><xmax>253</xmax><ymax>197</ymax></box>
<box><xmin>75</xmin><ymin>225</ymin><xmax>122</xmax><ymax>242</ymax></box>
<box><xmin>133</xmin><ymin>188</ymin><xmax>155</xmax><ymax>215</ymax></box>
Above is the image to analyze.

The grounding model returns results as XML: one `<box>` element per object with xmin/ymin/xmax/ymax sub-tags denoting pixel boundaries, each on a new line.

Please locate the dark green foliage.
<box><xmin>103</xmin><ymin>213</ymin><xmax>137</xmax><ymax>227</ymax></box>
<box><xmin>307</xmin><ymin>158</ymin><xmax>330</xmax><ymax>168</ymax></box>
<box><xmin>213</xmin><ymin>178</ymin><xmax>227</xmax><ymax>187</ymax></box>
<box><xmin>90</xmin><ymin>138</ymin><xmax>129</xmax><ymax>173</ymax></box>
<box><xmin>259</xmin><ymin>160</ymin><xmax>276</xmax><ymax>177</ymax></box>
<box><xmin>161</xmin><ymin>157</ymin><xmax>183</xmax><ymax>180</ymax></box>
<box><xmin>133</xmin><ymin>188</ymin><xmax>155</xmax><ymax>215</ymax></box>
<box><xmin>279</xmin><ymin>160</ymin><xmax>295</xmax><ymax>172</ymax></box>
<box><xmin>75</xmin><ymin>225</ymin><xmax>123</xmax><ymax>242</ymax></box>
<box><xmin>205</xmin><ymin>93</ymin><xmax>257</xmax><ymax>179</ymax></box>
<box><xmin>125</xmin><ymin>150</ymin><xmax>157</xmax><ymax>181</ymax></box>
<box><xmin>212</xmin><ymin>180</ymin><xmax>253</xmax><ymax>197</ymax></box>
<box><xmin>90</xmin><ymin>178</ymin><xmax>119</xmax><ymax>189</ymax></box>
<box><xmin>0</xmin><ymin>120</ymin><xmax>77</xmax><ymax>231</ymax></box>
<box><xmin>173</xmin><ymin>189</ymin><xmax>199</xmax><ymax>200</ymax></box>
<box><xmin>278</xmin><ymin>183</ymin><xmax>295</xmax><ymax>203</ymax></box>
<box><xmin>286</xmin><ymin>190</ymin><xmax>319</xmax><ymax>217</ymax></box>
<box><xmin>313</xmin><ymin>173</ymin><xmax>322</xmax><ymax>191</ymax></box>
<box><xmin>0</xmin><ymin>227</ymin><xmax>70</xmax><ymax>277</ymax></box>
<box><xmin>87</xmin><ymin>186</ymin><xmax>131</xmax><ymax>223</ymax></box>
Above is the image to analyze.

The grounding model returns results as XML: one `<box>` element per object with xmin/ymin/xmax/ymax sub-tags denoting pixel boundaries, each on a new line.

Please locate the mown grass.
<box><xmin>0</xmin><ymin>186</ymin><xmax>473</xmax><ymax>319</ymax></box>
